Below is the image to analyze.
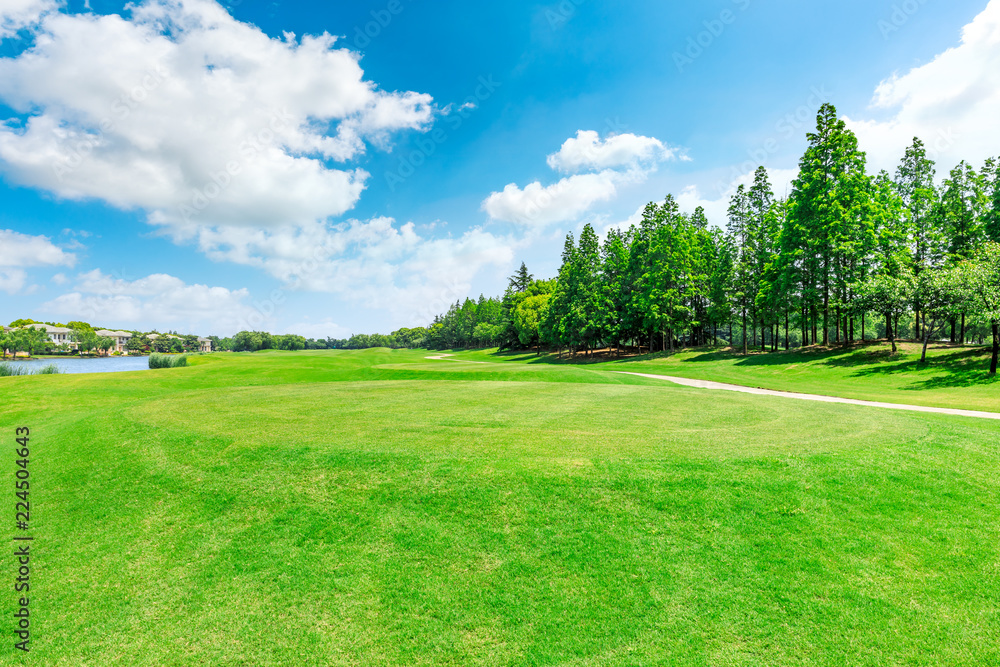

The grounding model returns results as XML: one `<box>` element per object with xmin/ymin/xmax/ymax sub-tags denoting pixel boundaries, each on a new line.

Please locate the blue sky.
<box><xmin>1</xmin><ymin>0</ymin><xmax>998</xmax><ymax>337</ymax></box>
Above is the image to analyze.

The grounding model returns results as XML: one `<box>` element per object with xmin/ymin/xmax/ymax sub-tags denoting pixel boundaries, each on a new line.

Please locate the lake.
<box><xmin>2</xmin><ymin>356</ymin><xmax>151</xmax><ymax>375</ymax></box>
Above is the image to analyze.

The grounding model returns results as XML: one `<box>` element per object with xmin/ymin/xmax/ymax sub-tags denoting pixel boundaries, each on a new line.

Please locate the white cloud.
<box><xmin>846</xmin><ymin>0</ymin><xmax>1000</xmax><ymax>173</ymax></box>
<box><xmin>0</xmin><ymin>0</ymin><xmax>58</xmax><ymax>37</ymax></box>
<box><xmin>0</xmin><ymin>229</ymin><xmax>75</xmax><ymax>268</ymax></box>
<box><xmin>39</xmin><ymin>270</ymin><xmax>258</xmax><ymax>335</ymax></box>
<box><xmin>0</xmin><ymin>269</ymin><xmax>27</xmax><ymax>293</ymax></box>
<box><xmin>192</xmin><ymin>217</ymin><xmax>515</xmax><ymax>324</ymax></box>
<box><xmin>674</xmin><ymin>167</ymin><xmax>800</xmax><ymax>230</ymax></box>
<box><xmin>0</xmin><ymin>228</ymin><xmax>75</xmax><ymax>293</ymax></box>
<box><xmin>547</xmin><ymin>130</ymin><xmax>682</xmax><ymax>173</ymax></box>
<box><xmin>483</xmin><ymin>129</ymin><xmax>681</xmax><ymax>228</ymax></box>
<box><xmin>0</xmin><ymin>0</ymin><xmax>434</xmax><ymax>231</ymax></box>
<box><xmin>482</xmin><ymin>170</ymin><xmax>636</xmax><ymax>227</ymax></box>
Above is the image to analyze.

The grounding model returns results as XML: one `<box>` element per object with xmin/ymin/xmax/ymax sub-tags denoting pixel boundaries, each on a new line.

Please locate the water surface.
<box><xmin>3</xmin><ymin>356</ymin><xmax>151</xmax><ymax>375</ymax></box>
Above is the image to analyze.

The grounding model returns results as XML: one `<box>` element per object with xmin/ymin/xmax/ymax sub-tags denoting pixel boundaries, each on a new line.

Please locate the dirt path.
<box><xmin>614</xmin><ymin>372</ymin><xmax>1000</xmax><ymax>421</ymax></box>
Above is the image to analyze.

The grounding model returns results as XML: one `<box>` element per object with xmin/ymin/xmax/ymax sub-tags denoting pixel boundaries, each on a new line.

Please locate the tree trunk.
<box><xmin>801</xmin><ymin>305</ymin><xmax>808</xmax><ymax>348</ymax></box>
<box><xmin>887</xmin><ymin>311</ymin><xmax>896</xmax><ymax>353</ymax></box>
<box><xmin>921</xmin><ymin>316</ymin><xmax>932</xmax><ymax>364</ymax></box>
<box><xmin>960</xmin><ymin>313</ymin><xmax>966</xmax><ymax>345</ymax></box>
<box><xmin>785</xmin><ymin>310</ymin><xmax>790</xmax><ymax>350</ymax></box>
<box><xmin>991</xmin><ymin>321</ymin><xmax>999</xmax><ymax>376</ymax></box>
<box><xmin>742</xmin><ymin>314</ymin><xmax>748</xmax><ymax>355</ymax></box>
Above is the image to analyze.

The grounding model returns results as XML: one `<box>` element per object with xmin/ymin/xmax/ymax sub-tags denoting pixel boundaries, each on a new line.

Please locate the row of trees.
<box><xmin>3</xmin><ymin>320</ymin><xmax>215</xmax><ymax>356</ymax></box>
<box><xmin>533</xmin><ymin>104</ymin><xmax>1000</xmax><ymax>372</ymax></box>
<box><xmin>337</xmin><ymin>104</ymin><xmax>1000</xmax><ymax>374</ymax></box>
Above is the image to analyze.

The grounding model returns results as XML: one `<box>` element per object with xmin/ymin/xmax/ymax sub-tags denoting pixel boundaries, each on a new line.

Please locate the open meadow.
<box><xmin>2</xmin><ymin>346</ymin><xmax>999</xmax><ymax>665</ymax></box>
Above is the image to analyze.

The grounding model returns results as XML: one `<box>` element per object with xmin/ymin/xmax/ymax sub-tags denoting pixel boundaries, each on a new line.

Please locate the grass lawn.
<box><xmin>2</xmin><ymin>349</ymin><xmax>999</xmax><ymax>665</ymax></box>
<box><xmin>450</xmin><ymin>341</ymin><xmax>1000</xmax><ymax>413</ymax></box>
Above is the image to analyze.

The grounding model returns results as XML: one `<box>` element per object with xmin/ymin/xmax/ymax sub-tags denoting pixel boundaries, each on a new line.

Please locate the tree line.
<box><xmin>228</xmin><ymin>104</ymin><xmax>1000</xmax><ymax>374</ymax></box>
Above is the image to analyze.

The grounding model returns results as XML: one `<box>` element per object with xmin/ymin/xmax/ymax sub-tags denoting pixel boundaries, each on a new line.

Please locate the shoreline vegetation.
<box><xmin>0</xmin><ymin>362</ymin><xmax>61</xmax><ymax>376</ymax></box>
<box><xmin>148</xmin><ymin>353</ymin><xmax>189</xmax><ymax>369</ymax></box>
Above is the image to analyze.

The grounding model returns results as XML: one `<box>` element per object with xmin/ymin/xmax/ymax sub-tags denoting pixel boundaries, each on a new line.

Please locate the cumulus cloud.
<box><xmin>39</xmin><ymin>270</ymin><xmax>259</xmax><ymax>335</ymax></box>
<box><xmin>0</xmin><ymin>0</ymin><xmax>58</xmax><ymax>37</ymax></box>
<box><xmin>0</xmin><ymin>0</ymin><xmax>434</xmax><ymax>231</ymax></box>
<box><xmin>673</xmin><ymin>167</ymin><xmax>799</xmax><ymax>230</ymax></box>
<box><xmin>483</xmin><ymin>129</ymin><xmax>680</xmax><ymax>227</ymax></box>
<box><xmin>0</xmin><ymin>229</ymin><xmax>75</xmax><ymax>294</ymax></box>
<box><xmin>0</xmin><ymin>229</ymin><xmax>75</xmax><ymax>268</ymax></box>
<box><xmin>845</xmin><ymin>0</ymin><xmax>1000</xmax><ymax>173</ymax></box>
<box><xmin>482</xmin><ymin>170</ymin><xmax>635</xmax><ymax>227</ymax></box>
<box><xmin>546</xmin><ymin>130</ymin><xmax>683</xmax><ymax>173</ymax></box>
<box><xmin>192</xmin><ymin>217</ymin><xmax>515</xmax><ymax>323</ymax></box>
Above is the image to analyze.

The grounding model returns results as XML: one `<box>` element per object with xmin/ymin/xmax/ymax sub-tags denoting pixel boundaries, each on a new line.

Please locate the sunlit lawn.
<box><xmin>2</xmin><ymin>349</ymin><xmax>998</xmax><ymax>665</ymax></box>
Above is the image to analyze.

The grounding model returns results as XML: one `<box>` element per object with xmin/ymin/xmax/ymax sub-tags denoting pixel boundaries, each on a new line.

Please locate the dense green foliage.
<box><xmin>325</xmin><ymin>104</ymin><xmax>1000</xmax><ymax>374</ymax></box>
<box><xmin>2</xmin><ymin>348</ymin><xmax>998</xmax><ymax>664</ymax></box>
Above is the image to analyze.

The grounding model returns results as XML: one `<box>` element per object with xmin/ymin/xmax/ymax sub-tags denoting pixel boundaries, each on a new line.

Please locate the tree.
<box><xmin>231</xmin><ymin>331</ymin><xmax>265</xmax><ymax>352</ymax></box>
<box><xmin>513</xmin><ymin>294</ymin><xmax>550</xmax><ymax>353</ymax></box>
<box><xmin>728</xmin><ymin>184</ymin><xmax>752</xmax><ymax>353</ymax></box>
<box><xmin>72</xmin><ymin>328</ymin><xmax>98</xmax><ymax>356</ymax></box>
<box><xmin>895</xmin><ymin>138</ymin><xmax>942</xmax><ymax>338</ymax></box>
<box><xmin>940</xmin><ymin>161</ymin><xmax>987</xmax><ymax>261</ymax></box>
<box><xmin>508</xmin><ymin>262</ymin><xmax>533</xmax><ymax>293</ymax></box>
<box><xmin>98</xmin><ymin>337</ymin><xmax>114</xmax><ymax>356</ymax></box>
<box><xmin>788</xmin><ymin>104</ymin><xmax>870</xmax><ymax>346</ymax></box>
<box><xmin>962</xmin><ymin>243</ymin><xmax>1000</xmax><ymax>375</ymax></box>
<box><xmin>915</xmin><ymin>267</ymin><xmax>966</xmax><ymax>363</ymax></box>
<box><xmin>854</xmin><ymin>273</ymin><xmax>913</xmax><ymax>353</ymax></box>
<box><xmin>984</xmin><ymin>157</ymin><xmax>1000</xmax><ymax>243</ymax></box>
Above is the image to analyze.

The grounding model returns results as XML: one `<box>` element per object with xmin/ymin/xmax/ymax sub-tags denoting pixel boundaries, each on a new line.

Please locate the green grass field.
<box><xmin>3</xmin><ymin>347</ymin><xmax>999</xmax><ymax>665</ymax></box>
<box><xmin>451</xmin><ymin>341</ymin><xmax>1000</xmax><ymax>413</ymax></box>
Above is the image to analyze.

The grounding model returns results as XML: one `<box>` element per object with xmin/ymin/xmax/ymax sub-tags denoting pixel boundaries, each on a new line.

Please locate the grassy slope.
<box><xmin>2</xmin><ymin>349</ymin><xmax>999</xmax><ymax>665</ymax></box>
<box><xmin>451</xmin><ymin>342</ymin><xmax>1000</xmax><ymax>413</ymax></box>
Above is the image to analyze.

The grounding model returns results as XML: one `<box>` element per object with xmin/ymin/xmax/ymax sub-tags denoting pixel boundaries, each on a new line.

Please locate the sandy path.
<box><xmin>424</xmin><ymin>354</ymin><xmax>491</xmax><ymax>364</ymax></box>
<box><xmin>614</xmin><ymin>372</ymin><xmax>1000</xmax><ymax>421</ymax></box>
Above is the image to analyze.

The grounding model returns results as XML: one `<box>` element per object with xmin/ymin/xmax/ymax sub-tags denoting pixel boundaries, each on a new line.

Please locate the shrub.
<box><xmin>149</xmin><ymin>354</ymin><xmax>189</xmax><ymax>369</ymax></box>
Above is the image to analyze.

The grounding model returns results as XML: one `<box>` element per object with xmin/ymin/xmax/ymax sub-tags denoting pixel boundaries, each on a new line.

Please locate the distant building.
<box><xmin>197</xmin><ymin>337</ymin><xmax>213</xmax><ymax>353</ymax></box>
<box><xmin>95</xmin><ymin>330</ymin><xmax>133</xmax><ymax>354</ymax></box>
<box><xmin>25</xmin><ymin>324</ymin><xmax>76</xmax><ymax>349</ymax></box>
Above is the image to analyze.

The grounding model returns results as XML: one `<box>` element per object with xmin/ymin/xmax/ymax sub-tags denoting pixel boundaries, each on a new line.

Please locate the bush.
<box><xmin>149</xmin><ymin>354</ymin><xmax>189</xmax><ymax>369</ymax></box>
<box><xmin>0</xmin><ymin>363</ymin><xmax>62</xmax><ymax>376</ymax></box>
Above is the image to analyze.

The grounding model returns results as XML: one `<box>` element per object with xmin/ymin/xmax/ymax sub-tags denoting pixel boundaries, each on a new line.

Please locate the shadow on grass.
<box><xmin>849</xmin><ymin>346</ymin><xmax>1000</xmax><ymax>389</ymax></box>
